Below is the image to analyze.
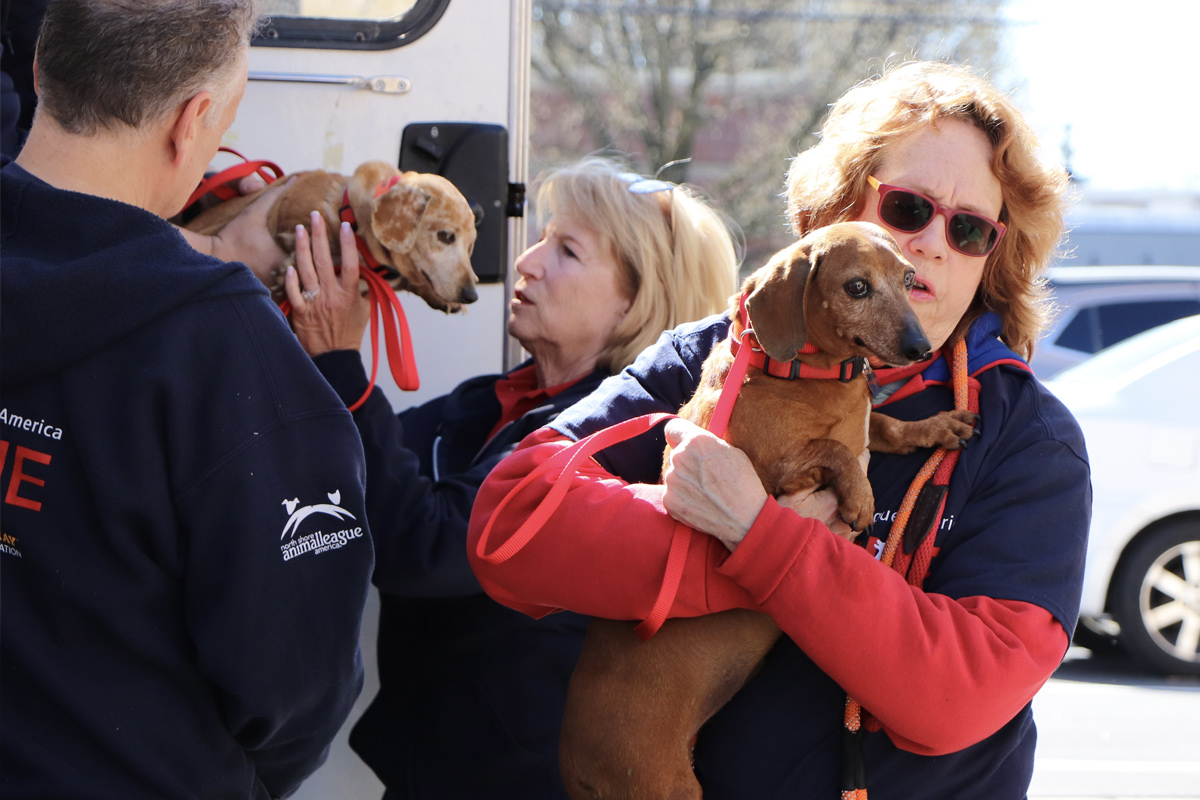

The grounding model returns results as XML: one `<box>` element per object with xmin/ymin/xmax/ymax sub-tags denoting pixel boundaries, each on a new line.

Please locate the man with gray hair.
<box><xmin>0</xmin><ymin>2</ymin><xmax>374</xmax><ymax>797</ymax></box>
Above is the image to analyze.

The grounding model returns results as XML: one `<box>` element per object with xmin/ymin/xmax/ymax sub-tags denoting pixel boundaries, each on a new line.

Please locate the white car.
<box><xmin>1045</xmin><ymin>315</ymin><xmax>1200</xmax><ymax>675</ymax></box>
<box><xmin>1031</xmin><ymin>265</ymin><xmax>1200</xmax><ymax>379</ymax></box>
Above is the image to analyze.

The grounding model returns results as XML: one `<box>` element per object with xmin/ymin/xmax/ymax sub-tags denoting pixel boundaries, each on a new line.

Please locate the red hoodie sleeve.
<box><xmin>719</xmin><ymin>498</ymin><xmax>1068</xmax><ymax>755</ymax></box>
<box><xmin>468</xmin><ymin>428</ymin><xmax>765</xmax><ymax>620</ymax></box>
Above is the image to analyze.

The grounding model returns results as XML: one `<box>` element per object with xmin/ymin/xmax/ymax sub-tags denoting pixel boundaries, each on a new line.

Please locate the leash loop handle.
<box><xmin>475</xmin><ymin>413</ymin><xmax>678</xmax><ymax>566</ymax></box>
<box><xmin>472</xmin><ymin>411</ymin><xmax>690</xmax><ymax>641</ymax></box>
<box><xmin>345</xmin><ymin>267</ymin><xmax>419</xmax><ymax>411</ymax></box>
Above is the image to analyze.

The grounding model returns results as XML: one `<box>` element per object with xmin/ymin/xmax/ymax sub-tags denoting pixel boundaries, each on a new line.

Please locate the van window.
<box><xmin>256</xmin><ymin>0</ymin><xmax>447</xmax><ymax>49</ymax></box>
<box><xmin>261</xmin><ymin>1</ymin><xmax>417</xmax><ymax>21</ymax></box>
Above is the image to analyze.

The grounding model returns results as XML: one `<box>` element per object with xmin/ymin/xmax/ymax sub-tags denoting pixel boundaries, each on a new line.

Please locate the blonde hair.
<box><xmin>785</xmin><ymin>61</ymin><xmax>1068</xmax><ymax>359</ymax></box>
<box><xmin>534</xmin><ymin>157</ymin><xmax>740</xmax><ymax>371</ymax></box>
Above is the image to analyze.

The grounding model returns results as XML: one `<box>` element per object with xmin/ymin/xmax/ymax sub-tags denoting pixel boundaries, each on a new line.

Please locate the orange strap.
<box><xmin>841</xmin><ymin>338</ymin><xmax>972</xmax><ymax>800</ymax></box>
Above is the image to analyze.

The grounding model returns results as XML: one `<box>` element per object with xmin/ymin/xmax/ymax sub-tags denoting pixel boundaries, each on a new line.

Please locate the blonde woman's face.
<box><xmin>858</xmin><ymin>118</ymin><xmax>1003</xmax><ymax>351</ymax></box>
<box><xmin>508</xmin><ymin>212</ymin><xmax>632</xmax><ymax>370</ymax></box>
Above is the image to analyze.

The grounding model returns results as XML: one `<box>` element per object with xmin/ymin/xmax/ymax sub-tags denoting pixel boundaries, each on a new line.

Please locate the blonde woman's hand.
<box><xmin>285</xmin><ymin>211</ymin><xmax>371</xmax><ymax>358</ymax></box>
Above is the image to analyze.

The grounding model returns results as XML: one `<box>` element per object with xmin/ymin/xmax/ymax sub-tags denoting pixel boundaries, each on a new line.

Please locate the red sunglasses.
<box><xmin>867</xmin><ymin>176</ymin><xmax>1006</xmax><ymax>257</ymax></box>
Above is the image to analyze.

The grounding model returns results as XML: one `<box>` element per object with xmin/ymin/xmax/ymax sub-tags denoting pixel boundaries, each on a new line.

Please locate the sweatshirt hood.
<box><xmin>1</xmin><ymin>162</ymin><xmax>271</xmax><ymax>386</ymax></box>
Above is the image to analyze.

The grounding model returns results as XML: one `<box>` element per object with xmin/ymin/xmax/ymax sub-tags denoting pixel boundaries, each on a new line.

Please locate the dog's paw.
<box><xmin>938</xmin><ymin>410</ymin><xmax>981</xmax><ymax>450</ymax></box>
<box><xmin>901</xmin><ymin>410</ymin><xmax>979</xmax><ymax>451</ymax></box>
<box><xmin>838</xmin><ymin>490</ymin><xmax>875</xmax><ymax>535</ymax></box>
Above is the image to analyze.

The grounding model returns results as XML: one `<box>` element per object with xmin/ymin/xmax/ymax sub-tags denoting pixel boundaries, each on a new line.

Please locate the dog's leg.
<box><xmin>561</xmin><ymin>610</ymin><xmax>781</xmax><ymax>800</ymax></box>
<box><xmin>868</xmin><ymin>410</ymin><xmax>980</xmax><ymax>454</ymax></box>
<box><xmin>759</xmin><ymin>438</ymin><xmax>875</xmax><ymax>533</ymax></box>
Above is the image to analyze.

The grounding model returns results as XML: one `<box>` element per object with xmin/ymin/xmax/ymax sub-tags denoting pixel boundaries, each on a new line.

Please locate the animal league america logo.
<box><xmin>279</xmin><ymin>489</ymin><xmax>364</xmax><ymax>562</ymax></box>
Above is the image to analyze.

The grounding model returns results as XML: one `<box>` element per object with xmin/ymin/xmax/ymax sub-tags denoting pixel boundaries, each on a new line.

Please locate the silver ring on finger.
<box><xmin>301</xmin><ymin>287</ymin><xmax>320</xmax><ymax>303</ymax></box>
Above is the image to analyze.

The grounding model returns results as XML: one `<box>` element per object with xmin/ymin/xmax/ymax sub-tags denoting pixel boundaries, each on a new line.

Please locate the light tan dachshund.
<box><xmin>559</xmin><ymin>221</ymin><xmax>980</xmax><ymax>800</ymax></box>
<box><xmin>186</xmin><ymin>161</ymin><xmax>479</xmax><ymax>312</ymax></box>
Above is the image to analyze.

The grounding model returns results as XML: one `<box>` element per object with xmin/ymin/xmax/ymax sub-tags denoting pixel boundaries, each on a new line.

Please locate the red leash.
<box><xmin>475</xmin><ymin>327</ymin><xmax>757</xmax><ymax>640</ymax></box>
<box><xmin>279</xmin><ymin>265</ymin><xmax>419</xmax><ymax>411</ymax></box>
<box><xmin>188</xmin><ymin>151</ymin><xmax>421</xmax><ymax>408</ymax></box>
<box><xmin>183</xmin><ymin>147</ymin><xmax>284</xmax><ymax>211</ymax></box>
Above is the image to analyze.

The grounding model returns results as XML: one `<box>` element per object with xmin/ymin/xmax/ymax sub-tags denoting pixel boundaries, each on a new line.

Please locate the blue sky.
<box><xmin>1001</xmin><ymin>0</ymin><xmax>1199</xmax><ymax>194</ymax></box>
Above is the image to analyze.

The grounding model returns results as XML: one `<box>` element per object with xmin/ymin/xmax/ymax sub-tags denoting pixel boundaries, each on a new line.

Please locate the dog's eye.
<box><xmin>844</xmin><ymin>278</ymin><xmax>871</xmax><ymax>298</ymax></box>
<box><xmin>437</xmin><ymin>230</ymin><xmax>456</xmax><ymax>245</ymax></box>
<box><xmin>904</xmin><ymin>271</ymin><xmax>916</xmax><ymax>290</ymax></box>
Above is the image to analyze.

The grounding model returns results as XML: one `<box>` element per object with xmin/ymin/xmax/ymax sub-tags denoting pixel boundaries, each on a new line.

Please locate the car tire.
<box><xmin>1110</xmin><ymin>518</ymin><xmax>1200</xmax><ymax>676</ymax></box>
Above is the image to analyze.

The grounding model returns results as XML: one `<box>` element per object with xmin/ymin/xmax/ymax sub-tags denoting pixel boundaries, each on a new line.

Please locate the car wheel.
<box><xmin>1110</xmin><ymin>519</ymin><xmax>1200</xmax><ymax>676</ymax></box>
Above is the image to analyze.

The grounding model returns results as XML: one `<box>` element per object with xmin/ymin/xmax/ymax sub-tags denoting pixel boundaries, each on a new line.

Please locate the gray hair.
<box><xmin>35</xmin><ymin>0</ymin><xmax>260</xmax><ymax>135</ymax></box>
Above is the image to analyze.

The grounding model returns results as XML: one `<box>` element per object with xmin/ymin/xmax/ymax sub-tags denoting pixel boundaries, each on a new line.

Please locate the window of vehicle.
<box><xmin>1053</xmin><ymin>299</ymin><xmax>1200</xmax><ymax>354</ymax></box>
<box><xmin>255</xmin><ymin>0</ymin><xmax>447</xmax><ymax>49</ymax></box>
<box><xmin>1097</xmin><ymin>300</ymin><xmax>1200</xmax><ymax>349</ymax></box>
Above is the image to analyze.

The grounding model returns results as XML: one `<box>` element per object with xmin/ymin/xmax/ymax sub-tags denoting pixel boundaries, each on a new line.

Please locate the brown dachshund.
<box><xmin>559</xmin><ymin>221</ymin><xmax>980</xmax><ymax>800</ymax></box>
<box><xmin>186</xmin><ymin>161</ymin><xmax>479</xmax><ymax>312</ymax></box>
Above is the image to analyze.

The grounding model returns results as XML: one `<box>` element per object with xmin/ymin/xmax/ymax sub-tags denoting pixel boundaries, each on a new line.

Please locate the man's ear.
<box><xmin>169</xmin><ymin>91</ymin><xmax>213</xmax><ymax>166</ymax></box>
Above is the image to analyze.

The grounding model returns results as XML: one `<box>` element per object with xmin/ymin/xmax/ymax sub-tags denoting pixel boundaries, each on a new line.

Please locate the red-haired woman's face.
<box><xmin>858</xmin><ymin>118</ymin><xmax>1003</xmax><ymax>351</ymax></box>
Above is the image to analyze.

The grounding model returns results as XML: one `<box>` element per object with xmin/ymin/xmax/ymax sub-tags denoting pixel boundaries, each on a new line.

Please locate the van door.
<box><xmin>224</xmin><ymin>0</ymin><xmax>530</xmax><ymax>410</ymax></box>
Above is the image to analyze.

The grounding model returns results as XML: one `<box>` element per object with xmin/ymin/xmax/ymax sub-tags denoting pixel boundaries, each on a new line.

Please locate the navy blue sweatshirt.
<box><xmin>314</xmin><ymin>350</ymin><xmax>605</xmax><ymax>798</ymax></box>
<box><xmin>0</xmin><ymin>163</ymin><xmax>374</xmax><ymax>799</ymax></box>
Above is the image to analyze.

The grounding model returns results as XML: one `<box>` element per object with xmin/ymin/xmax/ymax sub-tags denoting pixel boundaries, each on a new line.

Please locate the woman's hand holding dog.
<box><xmin>286</xmin><ymin>211</ymin><xmax>371</xmax><ymax>357</ymax></box>
<box><xmin>663</xmin><ymin>419</ymin><xmax>866</xmax><ymax>550</ymax></box>
<box><xmin>662</xmin><ymin>419</ymin><xmax>769</xmax><ymax>550</ymax></box>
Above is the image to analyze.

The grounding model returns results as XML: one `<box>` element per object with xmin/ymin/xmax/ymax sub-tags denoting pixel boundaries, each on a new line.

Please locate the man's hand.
<box><xmin>176</xmin><ymin>175</ymin><xmax>294</xmax><ymax>285</ymax></box>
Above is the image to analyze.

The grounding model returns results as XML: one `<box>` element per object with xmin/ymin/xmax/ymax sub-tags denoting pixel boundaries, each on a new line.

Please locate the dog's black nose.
<box><xmin>899</xmin><ymin>319</ymin><xmax>932</xmax><ymax>363</ymax></box>
<box><xmin>460</xmin><ymin>284</ymin><xmax>479</xmax><ymax>305</ymax></box>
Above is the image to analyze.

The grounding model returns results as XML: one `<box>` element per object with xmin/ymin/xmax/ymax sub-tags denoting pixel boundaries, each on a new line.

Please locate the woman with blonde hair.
<box><xmin>469</xmin><ymin>61</ymin><xmax>1090</xmax><ymax>799</ymax></box>
<box><xmin>281</xmin><ymin>154</ymin><xmax>739</xmax><ymax>799</ymax></box>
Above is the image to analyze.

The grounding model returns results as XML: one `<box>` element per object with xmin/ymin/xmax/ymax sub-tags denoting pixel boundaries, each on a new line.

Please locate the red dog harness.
<box><xmin>731</xmin><ymin>294</ymin><xmax>870</xmax><ymax>383</ymax></box>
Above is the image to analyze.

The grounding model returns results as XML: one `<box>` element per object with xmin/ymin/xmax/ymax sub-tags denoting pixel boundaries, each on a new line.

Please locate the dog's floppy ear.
<box><xmin>371</xmin><ymin>180</ymin><xmax>432</xmax><ymax>254</ymax></box>
<box><xmin>745</xmin><ymin>241</ymin><xmax>814</xmax><ymax>361</ymax></box>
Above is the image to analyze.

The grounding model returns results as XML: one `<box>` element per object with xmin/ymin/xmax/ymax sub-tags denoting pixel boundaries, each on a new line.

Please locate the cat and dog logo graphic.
<box><xmin>278</xmin><ymin>490</ymin><xmax>364</xmax><ymax>562</ymax></box>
